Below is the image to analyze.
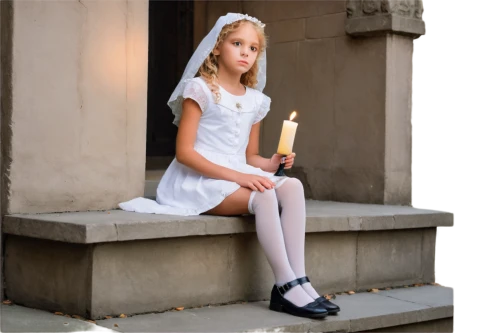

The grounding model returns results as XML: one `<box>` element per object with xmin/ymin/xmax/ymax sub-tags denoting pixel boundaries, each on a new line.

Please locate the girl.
<box><xmin>119</xmin><ymin>12</ymin><xmax>340</xmax><ymax>319</ymax></box>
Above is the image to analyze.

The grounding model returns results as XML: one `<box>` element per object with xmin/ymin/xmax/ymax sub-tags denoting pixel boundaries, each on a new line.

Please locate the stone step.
<box><xmin>94</xmin><ymin>285</ymin><xmax>453</xmax><ymax>332</ymax></box>
<box><xmin>0</xmin><ymin>285</ymin><xmax>454</xmax><ymax>332</ymax></box>
<box><xmin>3</xmin><ymin>201</ymin><xmax>453</xmax><ymax>319</ymax></box>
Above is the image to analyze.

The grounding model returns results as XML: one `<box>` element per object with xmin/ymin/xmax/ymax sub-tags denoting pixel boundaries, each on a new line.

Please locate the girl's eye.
<box><xmin>251</xmin><ymin>46</ymin><xmax>258</xmax><ymax>52</ymax></box>
<box><xmin>234</xmin><ymin>41</ymin><xmax>241</xmax><ymax>46</ymax></box>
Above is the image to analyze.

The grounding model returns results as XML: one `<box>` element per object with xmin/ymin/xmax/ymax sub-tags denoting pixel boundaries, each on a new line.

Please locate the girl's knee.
<box><xmin>283</xmin><ymin>177</ymin><xmax>304</xmax><ymax>192</ymax></box>
<box><xmin>248</xmin><ymin>188</ymin><xmax>278</xmax><ymax>214</ymax></box>
<box><xmin>254</xmin><ymin>187</ymin><xmax>277</xmax><ymax>200</ymax></box>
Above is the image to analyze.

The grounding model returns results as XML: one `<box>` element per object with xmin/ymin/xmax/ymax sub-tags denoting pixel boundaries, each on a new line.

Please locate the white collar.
<box><xmin>217</xmin><ymin>87</ymin><xmax>254</xmax><ymax>113</ymax></box>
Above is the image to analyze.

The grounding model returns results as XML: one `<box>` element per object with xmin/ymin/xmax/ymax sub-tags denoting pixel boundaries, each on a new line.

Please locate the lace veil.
<box><xmin>167</xmin><ymin>13</ymin><xmax>267</xmax><ymax>127</ymax></box>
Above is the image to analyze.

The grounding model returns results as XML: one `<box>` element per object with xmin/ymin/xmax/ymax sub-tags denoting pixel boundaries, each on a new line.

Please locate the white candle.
<box><xmin>277</xmin><ymin>112</ymin><xmax>298</xmax><ymax>155</ymax></box>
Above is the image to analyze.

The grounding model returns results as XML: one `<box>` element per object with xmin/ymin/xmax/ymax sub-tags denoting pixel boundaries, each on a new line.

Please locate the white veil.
<box><xmin>167</xmin><ymin>13</ymin><xmax>267</xmax><ymax>127</ymax></box>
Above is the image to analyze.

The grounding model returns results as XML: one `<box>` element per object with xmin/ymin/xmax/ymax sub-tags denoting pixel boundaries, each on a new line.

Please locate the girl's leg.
<box><xmin>202</xmin><ymin>187</ymin><xmax>254</xmax><ymax>216</ymax></box>
<box><xmin>203</xmin><ymin>187</ymin><xmax>315</xmax><ymax>306</ymax></box>
<box><xmin>275</xmin><ymin>178</ymin><xmax>322</xmax><ymax>300</ymax></box>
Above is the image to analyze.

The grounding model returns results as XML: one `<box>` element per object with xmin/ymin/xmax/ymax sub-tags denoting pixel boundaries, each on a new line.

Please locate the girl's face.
<box><xmin>213</xmin><ymin>22</ymin><xmax>260</xmax><ymax>75</ymax></box>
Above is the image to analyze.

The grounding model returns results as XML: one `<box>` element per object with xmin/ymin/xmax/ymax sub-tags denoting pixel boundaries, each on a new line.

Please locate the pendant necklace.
<box><xmin>219</xmin><ymin>81</ymin><xmax>245</xmax><ymax>112</ymax></box>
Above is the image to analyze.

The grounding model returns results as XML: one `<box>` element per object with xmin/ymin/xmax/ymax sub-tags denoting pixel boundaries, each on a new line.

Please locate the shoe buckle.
<box><xmin>277</xmin><ymin>283</ymin><xmax>290</xmax><ymax>297</ymax></box>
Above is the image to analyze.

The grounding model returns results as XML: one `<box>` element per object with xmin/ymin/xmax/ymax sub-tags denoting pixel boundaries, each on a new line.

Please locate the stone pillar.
<box><xmin>332</xmin><ymin>0</ymin><xmax>425</xmax><ymax>205</ymax></box>
<box><xmin>0</xmin><ymin>0</ymin><xmax>149</xmax><ymax>214</ymax></box>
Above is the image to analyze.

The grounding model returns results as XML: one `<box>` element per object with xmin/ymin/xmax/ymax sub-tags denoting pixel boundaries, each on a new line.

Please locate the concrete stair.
<box><xmin>2</xmin><ymin>285</ymin><xmax>453</xmax><ymax>332</ymax></box>
<box><xmin>94</xmin><ymin>285</ymin><xmax>453</xmax><ymax>332</ymax></box>
<box><xmin>3</xmin><ymin>200</ymin><xmax>453</xmax><ymax>325</ymax></box>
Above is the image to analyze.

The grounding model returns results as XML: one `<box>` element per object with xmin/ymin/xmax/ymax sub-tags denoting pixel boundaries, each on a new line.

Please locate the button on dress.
<box><xmin>118</xmin><ymin>77</ymin><xmax>289</xmax><ymax>216</ymax></box>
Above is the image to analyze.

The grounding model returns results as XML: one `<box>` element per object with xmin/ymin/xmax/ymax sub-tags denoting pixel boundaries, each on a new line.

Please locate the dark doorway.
<box><xmin>146</xmin><ymin>0</ymin><xmax>194</xmax><ymax>169</ymax></box>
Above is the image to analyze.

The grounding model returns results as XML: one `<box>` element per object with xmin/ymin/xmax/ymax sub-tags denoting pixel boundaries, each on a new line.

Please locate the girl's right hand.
<box><xmin>236</xmin><ymin>173</ymin><xmax>276</xmax><ymax>192</ymax></box>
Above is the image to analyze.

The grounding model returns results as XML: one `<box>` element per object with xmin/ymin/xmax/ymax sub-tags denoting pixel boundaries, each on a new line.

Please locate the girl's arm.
<box><xmin>246</xmin><ymin>122</ymin><xmax>276</xmax><ymax>173</ymax></box>
<box><xmin>175</xmin><ymin>99</ymin><xmax>242</xmax><ymax>182</ymax></box>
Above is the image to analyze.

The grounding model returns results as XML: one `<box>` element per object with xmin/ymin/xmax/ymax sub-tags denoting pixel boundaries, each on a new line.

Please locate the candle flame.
<box><xmin>290</xmin><ymin>111</ymin><xmax>297</xmax><ymax>121</ymax></box>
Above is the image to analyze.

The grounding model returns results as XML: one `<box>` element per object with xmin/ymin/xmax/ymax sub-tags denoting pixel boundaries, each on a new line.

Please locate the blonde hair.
<box><xmin>198</xmin><ymin>19</ymin><xmax>268</xmax><ymax>103</ymax></box>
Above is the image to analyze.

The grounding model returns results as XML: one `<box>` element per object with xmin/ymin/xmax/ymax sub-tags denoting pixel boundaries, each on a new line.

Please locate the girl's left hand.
<box><xmin>270</xmin><ymin>152</ymin><xmax>296</xmax><ymax>171</ymax></box>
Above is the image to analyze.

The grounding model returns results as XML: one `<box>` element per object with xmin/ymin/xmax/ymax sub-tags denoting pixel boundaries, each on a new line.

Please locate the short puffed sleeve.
<box><xmin>182</xmin><ymin>79</ymin><xmax>208</xmax><ymax>113</ymax></box>
<box><xmin>253</xmin><ymin>93</ymin><xmax>271</xmax><ymax>124</ymax></box>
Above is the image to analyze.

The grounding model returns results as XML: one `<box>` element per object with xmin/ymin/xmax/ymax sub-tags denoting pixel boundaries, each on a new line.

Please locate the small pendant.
<box><xmin>236</xmin><ymin>102</ymin><xmax>242</xmax><ymax>111</ymax></box>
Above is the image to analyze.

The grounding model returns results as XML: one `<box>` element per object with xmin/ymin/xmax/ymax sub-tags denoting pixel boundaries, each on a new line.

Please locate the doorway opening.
<box><xmin>145</xmin><ymin>0</ymin><xmax>194</xmax><ymax>196</ymax></box>
<box><xmin>146</xmin><ymin>0</ymin><xmax>194</xmax><ymax>170</ymax></box>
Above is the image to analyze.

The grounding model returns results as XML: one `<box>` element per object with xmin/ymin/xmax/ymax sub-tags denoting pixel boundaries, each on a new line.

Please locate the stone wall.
<box><xmin>203</xmin><ymin>1</ymin><xmax>413</xmax><ymax>204</ymax></box>
<box><xmin>0</xmin><ymin>0</ymin><xmax>149</xmax><ymax>214</ymax></box>
<box><xmin>255</xmin><ymin>1</ymin><xmax>358</xmax><ymax>202</ymax></box>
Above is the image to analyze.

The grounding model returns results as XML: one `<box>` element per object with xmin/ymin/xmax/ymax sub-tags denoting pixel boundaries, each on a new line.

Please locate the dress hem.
<box><xmin>119</xmin><ymin>178</ymin><xmax>290</xmax><ymax>217</ymax></box>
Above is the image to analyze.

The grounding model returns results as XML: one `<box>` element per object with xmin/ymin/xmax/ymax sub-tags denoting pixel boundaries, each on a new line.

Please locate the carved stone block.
<box><xmin>346</xmin><ymin>0</ymin><xmax>425</xmax><ymax>38</ymax></box>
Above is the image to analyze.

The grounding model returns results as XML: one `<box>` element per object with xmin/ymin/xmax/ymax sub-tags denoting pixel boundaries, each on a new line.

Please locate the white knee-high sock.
<box><xmin>248</xmin><ymin>188</ymin><xmax>315</xmax><ymax>306</ymax></box>
<box><xmin>275</xmin><ymin>178</ymin><xmax>322</xmax><ymax>300</ymax></box>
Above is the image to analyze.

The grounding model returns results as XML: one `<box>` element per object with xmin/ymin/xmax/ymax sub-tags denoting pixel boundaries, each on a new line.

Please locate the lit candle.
<box><xmin>277</xmin><ymin>111</ymin><xmax>298</xmax><ymax>155</ymax></box>
<box><xmin>274</xmin><ymin>111</ymin><xmax>298</xmax><ymax>176</ymax></box>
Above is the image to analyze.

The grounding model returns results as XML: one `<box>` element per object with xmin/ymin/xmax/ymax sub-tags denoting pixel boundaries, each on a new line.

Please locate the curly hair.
<box><xmin>198</xmin><ymin>19</ymin><xmax>268</xmax><ymax>103</ymax></box>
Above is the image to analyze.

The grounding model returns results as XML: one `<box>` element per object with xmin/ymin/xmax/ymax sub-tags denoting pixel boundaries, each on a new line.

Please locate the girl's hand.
<box><xmin>270</xmin><ymin>152</ymin><xmax>296</xmax><ymax>171</ymax></box>
<box><xmin>284</xmin><ymin>152</ymin><xmax>296</xmax><ymax>169</ymax></box>
<box><xmin>269</xmin><ymin>154</ymin><xmax>282</xmax><ymax>172</ymax></box>
<box><xmin>236</xmin><ymin>173</ymin><xmax>276</xmax><ymax>192</ymax></box>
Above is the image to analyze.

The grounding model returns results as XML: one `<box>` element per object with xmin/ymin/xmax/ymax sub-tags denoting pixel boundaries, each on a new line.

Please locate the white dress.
<box><xmin>118</xmin><ymin>77</ymin><xmax>289</xmax><ymax>216</ymax></box>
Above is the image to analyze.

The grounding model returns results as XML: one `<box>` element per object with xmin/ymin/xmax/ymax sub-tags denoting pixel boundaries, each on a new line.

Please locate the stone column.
<box><xmin>334</xmin><ymin>0</ymin><xmax>425</xmax><ymax>205</ymax></box>
<box><xmin>0</xmin><ymin>0</ymin><xmax>149</xmax><ymax>214</ymax></box>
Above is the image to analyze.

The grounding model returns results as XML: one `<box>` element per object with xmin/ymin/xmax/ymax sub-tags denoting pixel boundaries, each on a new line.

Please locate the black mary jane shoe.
<box><xmin>269</xmin><ymin>278</ymin><xmax>328</xmax><ymax>319</ymax></box>
<box><xmin>296</xmin><ymin>276</ymin><xmax>341</xmax><ymax>315</ymax></box>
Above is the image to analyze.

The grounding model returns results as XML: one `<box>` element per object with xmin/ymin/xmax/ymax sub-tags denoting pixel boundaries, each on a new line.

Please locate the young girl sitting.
<box><xmin>119</xmin><ymin>12</ymin><xmax>340</xmax><ymax>319</ymax></box>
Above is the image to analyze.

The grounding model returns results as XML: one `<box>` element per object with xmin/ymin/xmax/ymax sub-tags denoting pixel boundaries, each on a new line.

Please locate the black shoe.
<box><xmin>296</xmin><ymin>276</ymin><xmax>341</xmax><ymax>315</ymax></box>
<box><xmin>269</xmin><ymin>278</ymin><xmax>328</xmax><ymax>319</ymax></box>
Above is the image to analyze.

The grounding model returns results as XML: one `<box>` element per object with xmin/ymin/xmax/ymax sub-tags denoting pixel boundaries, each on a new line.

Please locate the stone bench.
<box><xmin>3</xmin><ymin>200</ymin><xmax>453</xmax><ymax>319</ymax></box>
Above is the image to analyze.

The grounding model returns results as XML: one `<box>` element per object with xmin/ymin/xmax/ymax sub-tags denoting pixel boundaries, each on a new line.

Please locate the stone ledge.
<box><xmin>3</xmin><ymin>201</ymin><xmax>453</xmax><ymax>244</ymax></box>
<box><xmin>93</xmin><ymin>285</ymin><xmax>453</xmax><ymax>332</ymax></box>
<box><xmin>346</xmin><ymin>13</ymin><xmax>426</xmax><ymax>37</ymax></box>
